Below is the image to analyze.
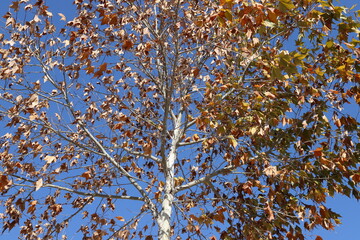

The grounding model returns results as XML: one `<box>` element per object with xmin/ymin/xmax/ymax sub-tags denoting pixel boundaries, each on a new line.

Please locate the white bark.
<box><xmin>158</xmin><ymin>113</ymin><xmax>183</xmax><ymax>240</ymax></box>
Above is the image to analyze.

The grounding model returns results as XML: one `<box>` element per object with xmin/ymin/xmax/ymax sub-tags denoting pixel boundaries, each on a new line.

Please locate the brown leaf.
<box><xmin>143</xmin><ymin>142</ymin><xmax>153</xmax><ymax>155</ymax></box>
<box><xmin>27</xmin><ymin>200</ymin><xmax>37</xmax><ymax>214</ymax></box>
<box><xmin>0</xmin><ymin>175</ymin><xmax>11</xmax><ymax>192</ymax></box>
<box><xmin>99</xmin><ymin>63</ymin><xmax>107</xmax><ymax>72</ymax></box>
<box><xmin>81</xmin><ymin>171</ymin><xmax>92</xmax><ymax>180</ymax></box>
<box><xmin>112</xmin><ymin>123</ymin><xmax>123</xmax><ymax>130</ymax></box>
<box><xmin>115</xmin><ymin>216</ymin><xmax>125</xmax><ymax>221</ymax></box>
<box><xmin>28</xmin><ymin>94</ymin><xmax>39</xmax><ymax>108</ymax></box>
<box><xmin>122</xmin><ymin>39</ymin><xmax>133</xmax><ymax>50</ymax></box>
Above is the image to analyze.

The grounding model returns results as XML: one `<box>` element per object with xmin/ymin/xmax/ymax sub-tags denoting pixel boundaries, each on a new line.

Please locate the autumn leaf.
<box><xmin>226</xmin><ymin>135</ymin><xmax>238</xmax><ymax>148</ymax></box>
<box><xmin>264</xmin><ymin>203</ymin><xmax>275</xmax><ymax>221</ymax></box>
<box><xmin>81</xmin><ymin>171</ymin><xmax>92</xmax><ymax>180</ymax></box>
<box><xmin>0</xmin><ymin>0</ymin><xmax>359</xmax><ymax>239</ymax></box>
<box><xmin>263</xmin><ymin>166</ymin><xmax>278</xmax><ymax>177</ymax></box>
<box><xmin>143</xmin><ymin>142</ymin><xmax>152</xmax><ymax>155</ymax></box>
<box><xmin>115</xmin><ymin>216</ymin><xmax>125</xmax><ymax>221</ymax></box>
<box><xmin>44</xmin><ymin>155</ymin><xmax>56</xmax><ymax>164</ymax></box>
<box><xmin>99</xmin><ymin>62</ymin><xmax>107</xmax><ymax>72</ymax></box>
<box><xmin>279</xmin><ymin>0</ymin><xmax>296</xmax><ymax>10</ymax></box>
<box><xmin>27</xmin><ymin>200</ymin><xmax>37</xmax><ymax>214</ymax></box>
<box><xmin>122</xmin><ymin>39</ymin><xmax>133</xmax><ymax>50</ymax></box>
<box><xmin>0</xmin><ymin>175</ymin><xmax>11</xmax><ymax>192</ymax></box>
<box><xmin>58</xmin><ymin>13</ymin><xmax>66</xmax><ymax>21</ymax></box>
<box><xmin>313</xmin><ymin>147</ymin><xmax>323</xmax><ymax>157</ymax></box>
<box><xmin>35</xmin><ymin>178</ymin><xmax>43</xmax><ymax>191</ymax></box>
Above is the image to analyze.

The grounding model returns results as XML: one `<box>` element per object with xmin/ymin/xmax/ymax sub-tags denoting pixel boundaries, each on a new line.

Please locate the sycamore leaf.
<box><xmin>0</xmin><ymin>175</ymin><xmax>11</xmax><ymax>192</ymax></box>
<box><xmin>263</xmin><ymin>166</ymin><xmax>278</xmax><ymax>177</ymax></box>
<box><xmin>58</xmin><ymin>13</ymin><xmax>66</xmax><ymax>21</ymax></box>
<box><xmin>81</xmin><ymin>171</ymin><xmax>92</xmax><ymax>180</ymax></box>
<box><xmin>122</xmin><ymin>39</ymin><xmax>133</xmax><ymax>50</ymax></box>
<box><xmin>44</xmin><ymin>155</ymin><xmax>56</xmax><ymax>164</ymax></box>
<box><xmin>262</xmin><ymin>20</ymin><xmax>276</xmax><ymax>28</ymax></box>
<box><xmin>264</xmin><ymin>203</ymin><xmax>275</xmax><ymax>221</ymax></box>
<box><xmin>115</xmin><ymin>216</ymin><xmax>125</xmax><ymax>221</ymax></box>
<box><xmin>226</xmin><ymin>135</ymin><xmax>238</xmax><ymax>148</ymax></box>
<box><xmin>279</xmin><ymin>0</ymin><xmax>296</xmax><ymax>10</ymax></box>
<box><xmin>35</xmin><ymin>178</ymin><xmax>43</xmax><ymax>191</ymax></box>
<box><xmin>99</xmin><ymin>62</ymin><xmax>107</xmax><ymax>72</ymax></box>
<box><xmin>313</xmin><ymin>147</ymin><xmax>323</xmax><ymax>157</ymax></box>
<box><xmin>27</xmin><ymin>200</ymin><xmax>37</xmax><ymax>214</ymax></box>
<box><xmin>143</xmin><ymin>142</ymin><xmax>152</xmax><ymax>155</ymax></box>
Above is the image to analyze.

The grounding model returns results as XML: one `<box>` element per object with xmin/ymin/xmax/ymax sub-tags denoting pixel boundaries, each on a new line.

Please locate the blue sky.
<box><xmin>0</xmin><ymin>0</ymin><xmax>359</xmax><ymax>239</ymax></box>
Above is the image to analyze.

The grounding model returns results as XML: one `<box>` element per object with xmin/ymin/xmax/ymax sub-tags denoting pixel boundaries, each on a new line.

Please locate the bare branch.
<box><xmin>175</xmin><ymin>165</ymin><xmax>235</xmax><ymax>193</ymax></box>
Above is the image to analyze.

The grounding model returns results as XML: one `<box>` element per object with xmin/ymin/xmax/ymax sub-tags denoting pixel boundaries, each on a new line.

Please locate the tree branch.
<box><xmin>174</xmin><ymin>165</ymin><xmax>235</xmax><ymax>193</ymax></box>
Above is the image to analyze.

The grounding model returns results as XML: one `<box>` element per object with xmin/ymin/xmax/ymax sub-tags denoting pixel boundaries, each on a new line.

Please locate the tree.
<box><xmin>0</xmin><ymin>0</ymin><xmax>359</xmax><ymax>239</ymax></box>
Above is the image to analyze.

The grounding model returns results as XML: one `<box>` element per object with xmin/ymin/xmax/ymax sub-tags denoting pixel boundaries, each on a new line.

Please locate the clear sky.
<box><xmin>0</xmin><ymin>1</ymin><xmax>359</xmax><ymax>239</ymax></box>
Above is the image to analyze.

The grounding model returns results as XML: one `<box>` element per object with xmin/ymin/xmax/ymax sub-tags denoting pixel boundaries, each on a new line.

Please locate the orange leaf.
<box><xmin>351</xmin><ymin>174</ymin><xmax>360</xmax><ymax>183</ymax></box>
<box><xmin>115</xmin><ymin>216</ymin><xmax>125</xmax><ymax>221</ymax></box>
<box><xmin>192</xmin><ymin>134</ymin><xmax>200</xmax><ymax>141</ymax></box>
<box><xmin>81</xmin><ymin>171</ymin><xmax>92</xmax><ymax>180</ymax></box>
<box><xmin>313</xmin><ymin>147</ymin><xmax>323</xmax><ymax>157</ymax></box>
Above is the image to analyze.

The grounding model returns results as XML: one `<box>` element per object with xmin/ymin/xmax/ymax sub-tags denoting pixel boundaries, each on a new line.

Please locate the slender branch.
<box><xmin>123</xmin><ymin>147</ymin><xmax>161</xmax><ymax>163</ymax></box>
<box><xmin>31</xmin><ymin>53</ymin><xmax>160</xmax><ymax>219</ymax></box>
<box><xmin>11</xmin><ymin>180</ymin><xmax>142</xmax><ymax>201</ymax></box>
<box><xmin>178</xmin><ymin>138</ymin><xmax>206</xmax><ymax>146</ymax></box>
<box><xmin>175</xmin><ymin>165</ymin><xmax>235</xmax><ymax>193</ymax></box>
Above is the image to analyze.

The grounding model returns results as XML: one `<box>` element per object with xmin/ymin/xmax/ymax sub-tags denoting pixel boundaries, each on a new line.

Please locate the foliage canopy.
<box><xmin>0</xmin><ymin>0</ymin><xmax>359</xmax><ymax>239</ymax></box>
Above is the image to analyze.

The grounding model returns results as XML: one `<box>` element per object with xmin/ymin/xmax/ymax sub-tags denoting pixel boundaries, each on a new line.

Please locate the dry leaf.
<box><xmin>58</xmin><ymin>13</ymin><xmax>66</xmax><ymax>21</ymax></box>
<box><xmin>35</xmin><ymin>178</ymin><xmax>43</xmax><ymax>191</ymax></box>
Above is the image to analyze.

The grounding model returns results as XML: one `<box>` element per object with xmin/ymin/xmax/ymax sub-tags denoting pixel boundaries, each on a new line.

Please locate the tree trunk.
<box><xmin>158</xmin><ymin>113</ymin><xmax>183</xmax><ymax>240</ymax></box>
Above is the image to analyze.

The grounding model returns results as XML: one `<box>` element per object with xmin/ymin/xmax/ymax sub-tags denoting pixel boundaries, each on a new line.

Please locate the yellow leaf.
<box><xmin>226</xmin><ymin>135</ymin><xmax>238</xmax><ymax>148</ymax></box>
<box><xmin>249</xmin><ymin>127</ymin><xmax>257</xmax><ymax>135</ymax></box>
<box><xmin>192</xmin><ymin>133</ymin><xmax>200</xmax><ymax>141</ymax></box>
<box><xmin>280</xmin><ymin>0</ymin><xmax>296</xmax><ymax>10</ymax></box>
<box><xmin>336</xmin><ymin>65</ymin><xmax>346</xmax><ymax>71</ymax></box>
